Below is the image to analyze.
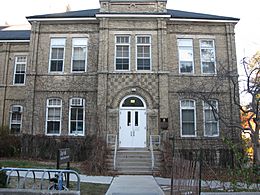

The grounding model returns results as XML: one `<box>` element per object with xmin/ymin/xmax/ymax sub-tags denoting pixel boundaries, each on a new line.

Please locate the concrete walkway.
<box><xmin>105</xmin><ymin>175</ymin><xmax>164</xmax><ymax>195</ymax></box>
<box><xmin>4</xmin><ymin>169</ymin><xmax>113</xmax><ymax>185</ymax></box>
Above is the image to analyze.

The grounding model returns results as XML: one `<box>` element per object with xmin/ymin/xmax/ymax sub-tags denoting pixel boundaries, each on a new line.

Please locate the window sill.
<box><xmin>71</xmin><ymin>71</ymin><xmax>86</xmax><ymax>74</ymax></box>
<box><xmin>180</xmin><ymin>135</ymin><xmax>197</xmax><ymax>138</ymax></box>
<box><xmin>48</xmin><ymin>72</ymin><xmax>64</xmax><ymax>74</ymax></box>
<box><xmin>204</xmin><ymin>135</ymin><xmax>219</xmax><ymax>138</ymax></box>
<box><xmin>12</xmin><ymin>84</ymin><xmax>26</xmax><ymax>86</ymax></box>
<box><xmin>69</xmin><ymin>134</ymin><xmax>85</xmax><ymax>137</ymax></box>
<box><xmin>201</xmin><ymin>73</ymin><xmax>217</xmax><ymax>76</ymax></box>
<box><xmin>45</xmin><ymin>133</ymin><xmax>61</xmax><ymax>136</ymax></box>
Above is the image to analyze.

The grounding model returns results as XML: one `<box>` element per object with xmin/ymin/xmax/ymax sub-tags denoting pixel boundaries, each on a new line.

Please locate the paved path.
<box><xmin>4</xmin><ymin>169</ymin><xmax>113</xmax><ymax>185</ymax></box>
<box><xmin>105</xmin><ymin>175</ymin><xmax>164</xmax><ymax>195</ymax></box>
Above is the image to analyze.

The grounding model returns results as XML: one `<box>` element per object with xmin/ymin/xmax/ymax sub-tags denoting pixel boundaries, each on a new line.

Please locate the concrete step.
<box><xmin>106</xmin><ymin>149</ymin><xmax>162</xmax><ymax>175</ymax></box>
<box><xmin>117</xmin><ymin>161</ymin><xmax>150</xmax><ymax>166</ymax></box>
<box><xmin>116</xmin><ymin>170</ymin><xmax>153</xmax><ymax>175</ymax></box>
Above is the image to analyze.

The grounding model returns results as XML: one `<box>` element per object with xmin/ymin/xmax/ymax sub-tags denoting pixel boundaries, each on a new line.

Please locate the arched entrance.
<box><xmin>119</xmin><ymin>95</ymin><xmax>147</xmax><ymax>148</ymax></box>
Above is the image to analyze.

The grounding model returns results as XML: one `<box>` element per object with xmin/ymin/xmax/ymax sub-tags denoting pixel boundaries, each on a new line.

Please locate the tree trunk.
<box><xmin>253</xmin><ymin>116</ymin><xmax>260</xmax><ymax>165</ymax></box>
<box><xmin>255</xmin><ymin>144</ymin><xmax>260</xmax><ymax>165</ymax></box>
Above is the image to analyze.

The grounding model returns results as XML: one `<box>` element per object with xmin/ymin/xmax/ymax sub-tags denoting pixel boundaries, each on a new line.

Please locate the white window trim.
<box><xmin>13</xmin><ymin>56</ymin><xmax>27</xmax><ymax>85</ymax></box>
<box><xmin>45</xmin><ymin>98</ymin><xmax>62</xmax><ymax>136</ymax></box>
<box><xmin>135</xmin><ymin>35</ymin><xmax>152</xmax><ymax>72</ymax></box>
<box><xmin>68</xmin><ymin>98</ymin><xmax>85</xmax><ymax>136</ymax></box>
<box><xmin>114</xmin><ymin>35</ymin><xmax>131</xmax><ymax>72</ymax></box>
<box><xmin>177</xmin><ymin>39</ymin><xmax>194</xmax><ymax>74</ymax></box>
<box><xmin>200</xmin><ymin>39</ymin><xmax>217</xmax><ymax>75</ymax></box>
<box><xmin>203</xmin><ymin>100</ymin><xmax>220</xmax><ymax>137</ymax></box>
<box><xmin>180</xmin><ymin>100</ymin><xmax>197</xmax><ymax>137</ymax></box>
<box><xmin>48</xmin><ymin>38</ymin><xmax>66</xmax><ymax>74</ymax></box>
<box><xmin>9</xmin><ymin>105</ymin><xmax>23</xmax><ymax>133</ymax></box>
<box><xmin>71</xmin><ymin>38</ymin><xmax>88</xmax><ymax>73</ymax></box>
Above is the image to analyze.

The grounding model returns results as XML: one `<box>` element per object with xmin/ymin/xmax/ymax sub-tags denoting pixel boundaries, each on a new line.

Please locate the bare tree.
<box><xmin>237</xmin><ymin>52</ymin><xmax>260</xmax><ymax>165</ymax></box>
<box><xmin>178</xmin><ymin>52</ymin><xmax>260</xmax><ymax>165</ymax></box>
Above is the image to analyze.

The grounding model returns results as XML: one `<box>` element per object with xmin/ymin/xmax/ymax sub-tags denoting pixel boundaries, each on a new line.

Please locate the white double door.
<box><xmin>119</xmin><ymin>109</ymin><xmax>146</xmax><ymax>148</ymax></box>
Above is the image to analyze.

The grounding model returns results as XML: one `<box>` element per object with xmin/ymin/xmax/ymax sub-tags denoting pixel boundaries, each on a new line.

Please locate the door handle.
<box><xmin>130</xmin><ymin>131</ymin><xmax>132</xmax><ymax>136</ymax></box>
<box><xmin>133</xmin><ymin>131</ymin><xmax>135</xmax><ymax>136</ymax></box>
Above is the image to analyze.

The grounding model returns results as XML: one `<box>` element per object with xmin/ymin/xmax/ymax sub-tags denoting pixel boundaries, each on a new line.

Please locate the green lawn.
<box><xmin>80</xmin><ymin>183</ymin><xmax>109</xmax><ymax>195</ymax></box>
<box><xmin>0</xmin><ymin>159</ymin><xmax>81</xmax><ymax>173</ymax></box>
<box><xmin>0</xmin><ymin>159</ymin><xmax>54</xmax><ymax>169</ymax></box>
<box><xmin>0</xmin><ymin>159</ymin><xmax>110</xmax><ymax>194</ymax></box>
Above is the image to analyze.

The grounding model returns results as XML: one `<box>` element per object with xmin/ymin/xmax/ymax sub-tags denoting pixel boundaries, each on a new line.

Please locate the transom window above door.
<box><xmin>122</xmin><ymin>96</ymin><xmax>145</xmax><ymax>108</ymax></box>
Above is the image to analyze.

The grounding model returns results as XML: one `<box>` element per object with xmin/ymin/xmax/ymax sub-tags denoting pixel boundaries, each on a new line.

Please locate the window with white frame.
<box><xmin>204</xmin><ymin>100</ymin><xmax>219</xmax><ymax>137</ymax></box>
<box><xmin>115</xmin><ymin>35</ymin><xmax>130</xmax><ymax>71</ymax></box>
<box><xmin>46</xmin><ymin>98</ymin><xmax>62</xmax><ymax>135</ymax></box>
<box><xmin>13</xmin><ymin>56</ymin><xmax>27</xmax><ymax>85</ymax></box>
<box><xmin>180</xmin><ymin>100</ymin><xmax>196</xmax><ymax>136</ymax></box>
<box><xmin>72</xmin><ymin>38</ymin><xmax>88</xmax><ymax>72</ymax></box>
<box><xmin>136</xmin><ymin>36</ymin><xmax>151</xmax><ymax>70</ymax></box>
<box><xmin>49</xmin><ymin>38</ymin><xmax>66</xmax><ymax>73</ymax></box>
<box><xmin>10</xmin><ymin>105</ymin><xmax>23</xmax><ymax>134</ymax></box>
<box><xmin>200</xmin><ymin>40</ymin><xmax>216</xmax><ymax>74</ymax></box>
<box><xmin>69</xmin><ymin>98</ymin><xmax>85</xmax><ymax>136</ymax></box>
<box><xmin>178</xmin><ymin>39</ymin><xmax>194</xmax><ymax>73</ymax></box>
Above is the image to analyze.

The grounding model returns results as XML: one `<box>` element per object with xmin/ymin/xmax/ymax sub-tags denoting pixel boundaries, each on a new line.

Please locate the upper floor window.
<box><xmin>46</xmin><ymin>98</ymin><xmax>62</xmax><ymax>135</ymax></box>
<box><xmin>49</xmin><ymin>38</ymin><xmax>66</xmax><ymax>73</ymax></box>
<box><xmin>136</xmin><ymin>36</ymin><xmax>151</xmax><ymax>71</ymax></box>
<box><xmin>10</xmin><ymin>105</ymin><xmax>23</xmax><ymax>134</ymax></box>
<box><xmin>178</xmin><ymin>39</ymin><xmax>194</xmax><ymax>74</ymax></box>
<box><xmin>204</xmin><ymin>100</ymin><xmax>219</xmax><ymax>137</ymax></box>
<box><xmin>69</xmin><ymin>98</ymin><xmax>85</xmax><ymax>136</ymax></box>
<box><xmin>180</xmin><ymin>100</ymin><xmax>196</xmax><ymax>137</ymax></box>
<box><xmin>13</xmin><ymin>56</ymin><xmax>27</xmax><ymax>85</ymax></box>
<box><xmin>115</xmin><ymin>35</ymin><xmax>130</xmax><ymax>71</ymax></box>
<box><xmin>71</xmin><ymin>38</ymin><xmax>88</xmax><ymax>72</ymax></box>
<box><xmin>200</xmin><ymin>40</ymin><xmax>216</xmax><ymax>74</ymax></box>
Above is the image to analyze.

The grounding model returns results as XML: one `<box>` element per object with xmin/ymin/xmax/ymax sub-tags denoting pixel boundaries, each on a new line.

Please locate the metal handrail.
<box><xmin>150</xmin><ymin>135</ymin><xmax>155</xmax><ymax>171</ymax></box>
<box><xmin>113</xmin><ymin>135</ymin><xmax>118</xmax><ymax>170</ymax></box>
<box><xmin>0</xmin><ymin>168</ymin><xmax>80</xmax><ymax>191</ymax></box>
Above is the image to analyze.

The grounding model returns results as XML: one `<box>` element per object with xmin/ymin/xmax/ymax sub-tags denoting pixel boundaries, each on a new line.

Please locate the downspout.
<box><xmin>2</xmin><ymin>43</ymin><xmax>11</xmax><ymax>127</ymax></box>
<box><xmin>30</xmin><ymin>21</ymin><xmax>40</xmax><ymax>135</ymax></box>
<box><xmin>226</xmin><ymin>23</ymin><xmax>235</xmax><ymax>140</ymax></box>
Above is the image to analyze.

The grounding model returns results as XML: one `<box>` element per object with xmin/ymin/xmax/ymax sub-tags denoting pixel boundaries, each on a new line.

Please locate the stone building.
<box><xmin>0</xmin><ymin>0</ymin><xmax>240</xmax><ymax>168</ymax></box>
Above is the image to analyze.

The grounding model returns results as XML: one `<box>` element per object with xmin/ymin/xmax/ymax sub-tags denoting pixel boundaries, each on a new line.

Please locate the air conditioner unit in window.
<box><xmin>12</xmin><ymin>106</ymin><xmax>22</xmax><ymax>113</ymax></box>
<box><xmin>71</xmin><ymin>98</ymin><xmax>83</xmax><ymax>106</ymax></box>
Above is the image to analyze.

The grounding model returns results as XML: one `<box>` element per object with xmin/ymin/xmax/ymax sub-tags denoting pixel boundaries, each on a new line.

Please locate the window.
<box><xmin>200</xmin><ymin>40</ymin><xmax>216</xmax><ymax>74</ymax></box>
<box><xmin>204</xmin><ymin>100</ymin><xmax>219</xmax><ymax>137</ymax></box>
<box><xmin>122</xmin><ymin>97</ymin><xmax>144</xmax><ymax>107</ymax></box>
<box><xmin>69</xmin><ymin>98</ymin><xmax>85</xmax><ymax>136</ymax></box>
<box><xmin>136</xmin><ymin>36</ymin><xmax>151</xmax><ymax>70</ymax></box>
<box><xmin>10</xmin><ymin>105</ymin><xmax>23</xmax><ymax>134</ymax></box>
<box><xmin>180</xmin><ymin>100</ymin><xmax>196</xmax><ymax>136</ymax></box>
<box><xmin>115</xmin><ymin>35</ymin><xmax>130</xmax><ymax>70</ymax></box>
<box><xmin>13</xmin><ymin>56</ymin><xmax>26</xmax><ymax>85</ymax></box>
<box><xmin>49</xmin><ymin>38</ymin><xmax>66</xmax><ymax>73</ymax></box>
<box><xmin>178</xmin><ymin>39</ymin><xmax>194</xmax><ymax>73</ymax></box>
<box><xmin>46</xmin><ymin>98</ymin><xmax>62</xmax><ymax>135</ymax></box>
<box><xmin>72</xmin><ymin>38</ymin><xmax>88</xmax><ymax>72</ymax></box>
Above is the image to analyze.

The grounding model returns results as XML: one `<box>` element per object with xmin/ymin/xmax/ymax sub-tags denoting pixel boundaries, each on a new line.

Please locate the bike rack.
<box><xmin>0</xmin><ymin>168</ymin><xmax>80</xmax><ymax>191</ymax></box>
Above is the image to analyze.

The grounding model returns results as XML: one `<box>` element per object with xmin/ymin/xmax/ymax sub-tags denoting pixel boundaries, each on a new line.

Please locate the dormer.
<box><xmin>99</xmin><ymin>0</ymin><xmax>167</xmax><ymax>13</ymax></box>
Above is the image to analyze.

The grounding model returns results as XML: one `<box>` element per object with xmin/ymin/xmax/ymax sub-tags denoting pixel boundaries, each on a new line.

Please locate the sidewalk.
<box><xmin>4</xmin><ymin>169</ymin><xmax>113</xmax><ymax>185</ymax></box>
<box><xmin>105</xmin><ymin>175</ymin><xmax>164</xmax><ymax>195</ymax></box>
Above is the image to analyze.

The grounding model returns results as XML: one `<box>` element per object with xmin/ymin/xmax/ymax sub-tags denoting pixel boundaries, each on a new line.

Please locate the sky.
<box><xmin>0</xmin><ymin>0</ymin><xmax>259</xmax><ymax>60</ymax></box>
<box><xmin>0</xmin><ymin>0</ymin><xmax>259</xmax><ymax>104</ymax></box>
